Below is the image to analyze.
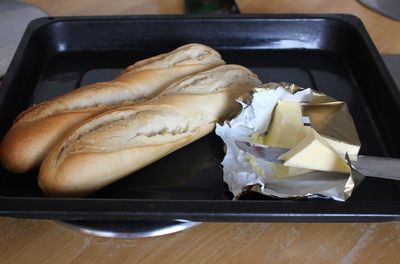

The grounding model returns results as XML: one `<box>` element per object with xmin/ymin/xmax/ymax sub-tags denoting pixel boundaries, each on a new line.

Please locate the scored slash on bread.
<box><xmin>39</xmin><ymin>65</ymin><xmax>262</xmax><ymax>197</ymax></box>
<box><xmin>0</xmin><ymin>44</ymin><xmax>224</xmax><ymax>173</ymax></box>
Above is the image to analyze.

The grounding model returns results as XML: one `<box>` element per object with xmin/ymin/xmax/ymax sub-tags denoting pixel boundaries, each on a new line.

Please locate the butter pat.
<box><xmin>253</xmin><ymin>101</ymin><xmax>309</xmax><ymax>148</ymax></box>
<box><xmin>279</xmin><ymin>129</ymin><xmax>351</xmax><ymax>174</ymax></box>
<box><xmin>322</xmin><ymin>136</ymin><xmax>360</xmax><ymax>160</ymax></box>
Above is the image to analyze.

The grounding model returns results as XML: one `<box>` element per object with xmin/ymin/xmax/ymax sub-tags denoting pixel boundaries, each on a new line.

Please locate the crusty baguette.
<box><xmin>0</xmin><ymin>44</ymin><xmax>224</xmax><ymax>173</ymax></box>
<box><xmin>38</xmin><ymin>65</ymin><xmax>261</xmax><ymax>197</ymax></box>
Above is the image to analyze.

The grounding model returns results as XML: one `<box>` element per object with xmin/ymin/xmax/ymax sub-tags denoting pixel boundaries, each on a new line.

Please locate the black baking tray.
<box><xmin>0</xmin><ymin>15</ymin><xmax>399</xmax><ymax>222</ymax></box>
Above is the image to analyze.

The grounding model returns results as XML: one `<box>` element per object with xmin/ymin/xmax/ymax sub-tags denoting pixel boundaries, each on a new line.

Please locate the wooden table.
<box><xmin>2</xmin><ymin>1</ymin><xmax>400</xmax><ymax>263</ymax></box>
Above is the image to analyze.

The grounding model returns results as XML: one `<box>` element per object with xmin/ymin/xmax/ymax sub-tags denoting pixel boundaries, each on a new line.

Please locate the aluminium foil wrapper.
<box><xmin>215</xmin><ymin>82</ymin><xmax>364</xmax><ymax>201</ymax></box>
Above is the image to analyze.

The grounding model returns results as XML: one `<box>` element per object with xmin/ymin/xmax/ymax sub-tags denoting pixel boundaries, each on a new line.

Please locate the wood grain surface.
<box><xmin>2</xmin><ymin>1</ymin><xmax>400</xmax><ymax>263</ymax></box>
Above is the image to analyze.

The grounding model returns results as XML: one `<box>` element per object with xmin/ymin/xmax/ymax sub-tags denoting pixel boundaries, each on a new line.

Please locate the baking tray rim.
<box><xmin>2</xmin><ymin>197</ymin><xmax>400</xmax><ymax>222</ymax></box>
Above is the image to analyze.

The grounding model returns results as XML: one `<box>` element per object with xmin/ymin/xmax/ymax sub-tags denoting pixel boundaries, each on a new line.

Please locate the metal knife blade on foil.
<box><xmin>235</xmin><ymin>140</ymin><xmax>400</xmax><ymax>181</ymax></box>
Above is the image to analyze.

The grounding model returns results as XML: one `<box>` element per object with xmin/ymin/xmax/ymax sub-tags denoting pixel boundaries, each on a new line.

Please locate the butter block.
<box><xmin>321</xmin><ymin>136</ymin><xmax>360</xmax><ymax>160</ymax></box>
<box><xmin>254</xmin><ymin>101</ymin><xmax>309</xmax><ymax>148</ymax></box>
<box><xmin>279</xmin><ymin>129</ymin><xmax>351</xmax><ymax>174</ymax></box>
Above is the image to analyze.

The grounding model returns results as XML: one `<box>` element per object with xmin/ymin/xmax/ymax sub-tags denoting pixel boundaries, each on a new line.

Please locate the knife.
<box><xmin>235</xmin><ymin>140</ymin><xmax>400</xmax><ymax>181</ymax></box>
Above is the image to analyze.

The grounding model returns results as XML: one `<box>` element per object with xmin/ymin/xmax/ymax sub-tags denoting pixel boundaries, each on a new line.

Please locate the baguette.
<box><xmin>0</xmin><ymin>44</ymin><xmax>224</xmax><ymax>173</ymax></box>
<box><xmin>39</xmin><ymin>65</ymin><xmax>261</xmax><ymax>196</ymax></box>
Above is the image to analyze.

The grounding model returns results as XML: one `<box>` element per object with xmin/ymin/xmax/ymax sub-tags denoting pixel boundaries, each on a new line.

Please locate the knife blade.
<box><xmin>235</xmin><ymin>140</ymin><xmax>400</xmax><ymax>180</ymax></box>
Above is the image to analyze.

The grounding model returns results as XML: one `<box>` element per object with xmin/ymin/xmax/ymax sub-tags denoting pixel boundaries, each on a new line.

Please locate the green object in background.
<box><xmin>185</xmin><ymin>0</ymin><xmax>240</xmax><ymax>14</ymax></box>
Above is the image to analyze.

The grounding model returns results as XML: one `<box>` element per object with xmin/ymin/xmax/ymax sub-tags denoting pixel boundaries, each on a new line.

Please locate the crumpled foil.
<box><xmin>215</xmin><ymin>82</ymin><xmax>364</xmax><ymax>201</ymax></box>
